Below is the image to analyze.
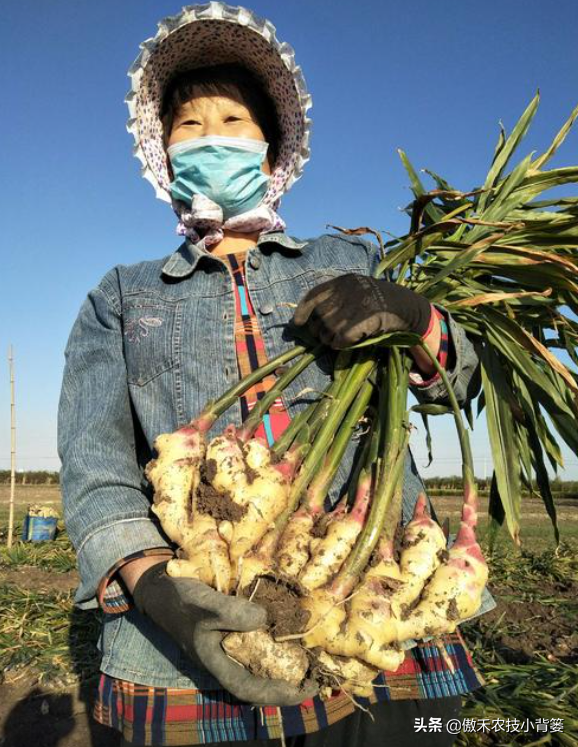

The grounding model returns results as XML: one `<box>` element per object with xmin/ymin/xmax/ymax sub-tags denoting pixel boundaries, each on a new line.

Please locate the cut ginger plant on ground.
<box><xmin>146</xmin><ymin>94</ymin><xmax>578</xmax><ymax>697</ymax></box>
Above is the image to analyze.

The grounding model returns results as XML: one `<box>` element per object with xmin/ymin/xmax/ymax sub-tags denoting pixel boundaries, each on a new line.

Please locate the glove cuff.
<box><xmin>420</xmin><ymin>304</ymin><xmax>438</xmax><ymax>340</ymax></box>
<box><xmin>132</xmin><ymin>560</ymin><xmax>170</xmax><ymax>615</ymax></box>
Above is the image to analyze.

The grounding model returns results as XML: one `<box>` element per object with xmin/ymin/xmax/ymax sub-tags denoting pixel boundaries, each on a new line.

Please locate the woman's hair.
<box><xmin>161</xmin><ymin>63</ymin><xmax>280</xmax><ymax>162</ymax></box>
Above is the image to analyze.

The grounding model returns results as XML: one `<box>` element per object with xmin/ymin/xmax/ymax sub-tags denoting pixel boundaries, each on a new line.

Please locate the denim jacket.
<box><xmin>58</xmin><ymin>231</ymin><xmax>492</xmax><ymax>688</ymax></box>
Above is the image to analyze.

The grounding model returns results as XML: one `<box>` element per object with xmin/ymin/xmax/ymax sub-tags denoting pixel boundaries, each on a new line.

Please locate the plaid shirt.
<box><xmin>94</xmin><ymin>255</ymin><xmax>478</xmax><ymax>745</ymax></box>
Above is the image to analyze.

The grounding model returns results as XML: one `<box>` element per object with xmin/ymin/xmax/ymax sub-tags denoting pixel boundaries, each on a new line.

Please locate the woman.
<box><xmin>58</xmin><ymin>4</ymin><xmax>492</xmax><ymax>745</ymax></box>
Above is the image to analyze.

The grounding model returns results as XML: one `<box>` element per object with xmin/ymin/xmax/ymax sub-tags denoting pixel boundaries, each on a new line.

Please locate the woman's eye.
<box><xmin>182</xmin><ymin>119</ymin><xmax>201</xmax><ymax>126</ymax></box>
<box><xmin>225</xmin><ymin>116</ymin><xmax>242</xmax><ymax>122</ymax></box>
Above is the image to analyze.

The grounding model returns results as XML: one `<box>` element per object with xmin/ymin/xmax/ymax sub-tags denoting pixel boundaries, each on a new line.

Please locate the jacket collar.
<box><xmin>161</xmin><ymin>232</ymin><xmax>307</xmax><ymax>279</ymax></box>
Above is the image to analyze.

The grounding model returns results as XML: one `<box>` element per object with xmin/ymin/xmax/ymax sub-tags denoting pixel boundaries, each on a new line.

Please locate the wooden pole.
<box><xmin>7</xmin><ymin>345</ymin><xmax>16</xmax><ymax>549</ymax></box>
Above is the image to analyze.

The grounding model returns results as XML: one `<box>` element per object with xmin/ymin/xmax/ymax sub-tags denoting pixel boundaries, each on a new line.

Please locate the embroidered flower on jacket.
<box><xmin>124</xmin><ymin>317</ymin><xmax>163</xmax><ymax>343</ymax></box>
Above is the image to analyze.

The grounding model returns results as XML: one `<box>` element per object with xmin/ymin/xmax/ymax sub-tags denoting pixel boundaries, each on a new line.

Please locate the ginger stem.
<box><xmin>275</xmin><ymin>354</ymin><xmax>377</xmax><ymax>528</ymax></box>
<box><xmin>304</xmin><ymin>379</ymin><xmax>375</xmax><ymax>512</ymax></box>
<box><xmin>238</xmin><ymin>347</ymin><xmax>323</xmax><ymax>440</ymax></box>
<box><xmin>199</xmin><ymin>345</ymin><xmax>310</xmax><ymax>430</ymax></box>
<box><xmin>417</xmin><ymin>340</ymin><xmax>478</xmax><ymax>523</ymax></box>
<box><xmin>331</xmin><ymin>351</ymin><xmax>411</xmax><ymax>594</ymax></box>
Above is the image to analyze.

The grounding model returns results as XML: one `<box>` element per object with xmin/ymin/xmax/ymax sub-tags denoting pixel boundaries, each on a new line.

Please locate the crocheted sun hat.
<box><xmin>126</xmin><ymin>3</ymin><xmax>312</xmax><ymax>204</ymax></box>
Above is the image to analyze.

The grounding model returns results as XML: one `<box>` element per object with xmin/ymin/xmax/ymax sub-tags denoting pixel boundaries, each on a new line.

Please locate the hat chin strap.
<box><xmin>174</xmin><ymin>194</ymin><xmax>286</xmax><ymax>250</ymax></box>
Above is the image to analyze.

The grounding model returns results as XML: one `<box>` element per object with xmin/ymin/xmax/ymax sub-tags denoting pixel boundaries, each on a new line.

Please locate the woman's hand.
<box><xmin>293</xmin><ymin>274</ymin><xmax>441</xmax><ymax>373</ymax></box>
<box><xmin>132</xmin><ymin>562</ymin><xmax>318</xmax><ymax>706</ymax></box>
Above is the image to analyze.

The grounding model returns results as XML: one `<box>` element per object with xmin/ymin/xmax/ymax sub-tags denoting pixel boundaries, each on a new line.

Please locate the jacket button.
<box><xmin>260</xmin><ymin>303</ymin><xmax>274</xmax><ymax>315</ymax></box>
<box><xmin>249</xmin><ymin>255</ymin><xmax>261</xmax><ymax>270</ymax></box>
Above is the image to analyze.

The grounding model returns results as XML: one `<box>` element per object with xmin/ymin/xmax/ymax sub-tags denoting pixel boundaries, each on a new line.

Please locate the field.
<box><xmin>1</xmin><ymin>486</ymin><xmax>577</xmax><ymax>746</ymax></box>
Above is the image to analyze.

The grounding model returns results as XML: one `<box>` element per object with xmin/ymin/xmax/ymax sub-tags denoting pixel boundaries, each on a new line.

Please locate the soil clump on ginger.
<box><xmin>446</xmin><ymin>597</ymin><xmax>459</xmax><ymax>621</ymax></box>
<box><xmin>203</xmin><ymin>458</ymin><xmax>218</xmax><ymax>483</ymax></box>
<box><xmin>196</xmin><ymin>480</ymin><xmax>247</xmax><ymax>523</ymax></box>
<box><xmin>392</xmin><ymin>523</ymin><xmax>405</xmax><ymax>562</ymax></box>
<box><xmin>247</xmin><ymin>577</ymin><xmax>311</xmax><ymax>637</ymax></box>
<box><xmin>402</xmin><ymin>528</ymin><xmax>425</xmax><ymax>549</ymax></box>
<box><xmin>310</xmin><ymin>516</ymin><xmax>328</xmax><ymax>539</ymax></box>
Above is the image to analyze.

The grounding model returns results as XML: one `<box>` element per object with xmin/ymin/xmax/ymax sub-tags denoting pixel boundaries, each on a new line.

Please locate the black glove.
<box><xmin>293</xmin><ymin>274</ymin><xmax>433</xmax><ymax>349</ymax></box>
<box><xmin>133</xmin><ymin>562</ymin><xmax>317</xmax><ymax>706</ymax></box>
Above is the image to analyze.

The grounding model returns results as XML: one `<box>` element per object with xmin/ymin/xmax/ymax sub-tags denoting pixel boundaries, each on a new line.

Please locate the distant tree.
<box><xmin>0</xmin><ymin>470</ymin><xmax>60</xmax><ymax>485</ymax></box>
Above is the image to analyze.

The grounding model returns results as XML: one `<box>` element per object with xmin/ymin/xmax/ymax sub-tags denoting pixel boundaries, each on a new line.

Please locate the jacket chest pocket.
<box><xmin>122</xmin><ymin>297</ymin><xmax>180</xmax><ymax>386</ymax></box>
<box><xmin>296</xmin><ymin>266</ymin><xmax>367</xmax><ymax>296</ymax></box>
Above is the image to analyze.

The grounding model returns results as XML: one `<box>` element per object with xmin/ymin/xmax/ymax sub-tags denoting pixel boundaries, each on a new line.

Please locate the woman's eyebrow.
<box><xmin>173</xmin><ymin>107</ymin><xmax>201</xmax><ymax>123</ymax></box>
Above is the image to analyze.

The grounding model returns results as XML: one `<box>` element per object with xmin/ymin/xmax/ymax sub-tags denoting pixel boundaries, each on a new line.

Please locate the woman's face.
<box><xmin>167</xmin><ymin>94</ymin><xmax>272</xmax><ymax>175</ymax></box>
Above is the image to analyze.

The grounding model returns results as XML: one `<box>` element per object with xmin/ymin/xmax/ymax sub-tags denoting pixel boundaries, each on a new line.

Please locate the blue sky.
<box><xmin>2</xmin><ymin>0</ymin><xmax>578</xmax><ymax>477</ymax></box>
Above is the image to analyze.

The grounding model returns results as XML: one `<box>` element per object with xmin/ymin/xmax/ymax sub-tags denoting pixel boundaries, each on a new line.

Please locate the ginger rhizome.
<box><xmin>146</xmin><ymin>343</ymin><xmax>489</xmax><ymax>697</ymax></box>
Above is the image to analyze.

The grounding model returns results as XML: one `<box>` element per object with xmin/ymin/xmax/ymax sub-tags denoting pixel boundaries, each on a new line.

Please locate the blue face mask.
<box><xmin>167</xmin><ymin>135</ymin><xmax>270</xmax><ymax>220</ymax></box>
